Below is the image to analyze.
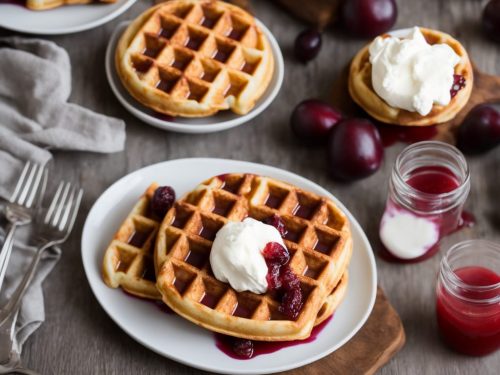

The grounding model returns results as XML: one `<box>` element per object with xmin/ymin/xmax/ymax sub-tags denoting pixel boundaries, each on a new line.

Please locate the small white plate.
<box><xmin>0</xmin><ymin>0</ymin><xmax>137</xmax><ymax>35</ymax></box>
<box><xmin>105</xmin><ymin>22</ymin><xmax>284</xmax><ymax>134</ymax></box>
<box><xmin>81</xmin><ymin>158</ymin><xmax>377</xmax><ymax>375</ymax></box>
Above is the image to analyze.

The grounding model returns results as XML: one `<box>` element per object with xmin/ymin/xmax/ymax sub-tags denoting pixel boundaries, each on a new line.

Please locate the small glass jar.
<box><xmin>436</xmin><ymin>240</ymin><xmax>500</xmax><ymax>356</ymax></box>
<box><xmin>379</xmin><ymin>141</ymin><xmax>471</xmax><ymax>262</ymax></box>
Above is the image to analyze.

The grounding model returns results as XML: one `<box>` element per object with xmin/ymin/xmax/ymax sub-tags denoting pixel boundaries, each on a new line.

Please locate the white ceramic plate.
<box><xmin>105</xmin><ymin>22</ymin><xmax>284</xmax><ymax>134</ymax></box>
<box><xmin>81</xmin><ymin>158</ymin><xmax>377</xmax><ymax>374</ymax></box>
<box><xmin>0</xmin><ymin>0</ymin><xmax>137</xmax><ymax>35</ymax></box>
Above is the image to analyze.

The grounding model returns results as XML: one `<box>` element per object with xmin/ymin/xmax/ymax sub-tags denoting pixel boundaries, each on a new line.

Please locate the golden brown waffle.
<box><xmin>348</xmin><ymin>27</ymin><xmax>473</xmax><ymax>126</ymax></box>
<box><xmin>26</xmin><ymin>0</ymin><xmax>115</xmax><ymax>10</ymax></box>
<box><xmin>102</xmin><ymin>183</ymin><xmax>162</xmax><ymax>300</ymax></box>
<box><xmin>155</xmin><ymin>173</ymin><xmax>352</xmax><ymax>341</ymax></box>
<box><xmin>315</xmin><ymin>271</ymin><xmax>348</xmax><ymax>326</ymax></box>
<box><xmin>115</xmin><ymin>0</ymin><xmax>274</xmax><ymax>117</ymax></box>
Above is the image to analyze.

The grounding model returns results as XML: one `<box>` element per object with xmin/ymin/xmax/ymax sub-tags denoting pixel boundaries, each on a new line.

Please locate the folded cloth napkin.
<box><xmin>0</xmin><ymin>36</ymin><xmax>126</xmax><ymax>200</ymax></box>
<box><xmin>0</xmin><ymin>225</ymin><xmax>61</xmax><ymax>353</ymax></box>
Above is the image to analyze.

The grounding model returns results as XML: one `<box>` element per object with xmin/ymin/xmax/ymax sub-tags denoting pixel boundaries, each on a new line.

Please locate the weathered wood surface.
<box><xmin>1</xmin><ymin>0</ymin><xmax>499</xmax><ymax>373</ymax></box>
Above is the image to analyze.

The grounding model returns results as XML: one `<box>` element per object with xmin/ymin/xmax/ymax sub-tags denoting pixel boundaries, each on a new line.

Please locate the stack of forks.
<box><xmin>0</xmin><ymin>162</ymin><xmax>83</xmax><ymax>375</ymax></box>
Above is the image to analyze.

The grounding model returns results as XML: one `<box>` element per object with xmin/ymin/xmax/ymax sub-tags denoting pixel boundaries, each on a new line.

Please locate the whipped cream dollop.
<box><xmin>369</xmin><ymin>27</ymin><xmax>461</xmax><ymax>116</ymax></box>
<box><xmin>380</xmin><ymin>211</ymin><xmax>439</xmax><ymax>259</ymax></box>
<box><xmin>210</xmin><ymin>218</ymin><xmax>285</xmax><ymax>294</ymax></box>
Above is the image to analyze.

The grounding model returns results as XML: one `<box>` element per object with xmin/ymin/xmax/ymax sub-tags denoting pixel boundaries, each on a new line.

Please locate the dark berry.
<box><xmin>151</xmin><ymin>186</ymin><xmax>176</xmax><ymax>218</ymax></box>
<box><xmin>262</xmin><ymin>242</ymin><xmax>290</xmax><ymax>266</ymax></box>
<box><xmin>482</xmin><ymin>0</ymin><xmax>500</xmax><ymax>43</ymax></box>
<box><xmin>294</xmin><ymin>29</ymin><xmax>322</xmax><ymax>63</ymax></box>
<box><xmin>341</xmin><ymin>0</ymin><xmax>397</xmax><ymax>38</ymax></box>
<box><xmin>266</xmin><ymin>264</ymin><xmax>282</xmax><ymax>291</ymax></box>
<box><xmin>327</xmin><ymin>118</ymin><xmax>384</xmax><ymax>181</ymax></box>
<box><xmin>457</xmin><ymin>103</ymin><xmax>500</xmax><ymax>154</ymax></box>
<box><xmin>232</xmin><ymin>338</ymin><xmax>254</xmax><ymax>359</ymax></box>
<box><xmin>290</xmin><ymin>99</ymin><xmax>343</xmax><ymax>144</ymax></box>
<box><xmin>279</xmin><ymin>287</ymin><xmax>303</xmax><ymax>320</ymax></box>
<box><xmin>280</xmin><ymin>265</ymin><xmax>301</xmax><ymax>291</ymax></box>
<box><xmin>263</xmin><ymin>214</ymin><xmax>287</xmax><ymax>237</ymax></box>
<box><xmin>450</xmin><ymin>74</ymin><xmax>466</xmax><ymax>98</ymax></box>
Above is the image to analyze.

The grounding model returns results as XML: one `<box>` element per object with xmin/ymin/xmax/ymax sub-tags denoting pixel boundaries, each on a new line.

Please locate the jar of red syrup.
<box><xmin>379</xmin><ymin>141</ymin><xmax>471</xmax><ymax>262</ymax></box>
<box><xmin>436</xmin><ymin>240</ymin><xmax>500</xmax><ymax>356</ymax></box>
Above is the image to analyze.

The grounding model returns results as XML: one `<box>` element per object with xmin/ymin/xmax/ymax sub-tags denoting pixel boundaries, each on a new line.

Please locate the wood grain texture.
<box><xmin>1</xmin><ymin>0</ymin><xmax>499</xmax><ymax>374</ymax></box>
<box><xmin>280</xmin><ymin>288</ymin><xmax>405</xmax><ymax>375</ymax></box>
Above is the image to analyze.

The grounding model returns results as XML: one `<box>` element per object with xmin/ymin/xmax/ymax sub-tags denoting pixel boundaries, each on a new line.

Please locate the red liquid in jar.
<box><xmin>379</xmin><ymin>166</ymin><xmax>473</xmax><ymax>263</ymax></box>
<box><xmin>436</xmin><ymin>266</ymin><xmax>500</xmax><ymax>356</ymax></box>
<box><xmin>214</xmin><ymin>315</ymin><xmax>333</xmax><ymax>359</ymax></box>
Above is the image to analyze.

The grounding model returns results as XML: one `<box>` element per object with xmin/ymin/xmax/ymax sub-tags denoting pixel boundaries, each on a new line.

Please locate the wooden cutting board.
<box><xmin>280</xmin><ymin>287</ymin><xmax>405</xmax><ymax>375</ymax></box>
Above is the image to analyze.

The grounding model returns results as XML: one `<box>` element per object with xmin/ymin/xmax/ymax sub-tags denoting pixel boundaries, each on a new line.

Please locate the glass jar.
<box><xmin>436</xmin><ymin>240</ymin><xmax>500</xmax><ymax>356</ymax></box>
<box><xmin>379</xmin><ymin>141</ymin><xmax>471</xmax><ymax>262</ymax></box>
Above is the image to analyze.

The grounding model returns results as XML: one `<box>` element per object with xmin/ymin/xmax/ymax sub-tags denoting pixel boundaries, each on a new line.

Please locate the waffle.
<box><xmin>348</xmin><ymin>27</ymin><xmax>473</xmax><ymax>126</ymax></box>
<box><xmin>102</xmin><ymin>183</ymin><xmax>162</xmax><ymax>300</ymax></box>
<box><xmin>155</xmin><ymin>173</ymin><xmax>352</xmax><ymax>341</ymax></box>
<box><xmin>315</xmin><ymin>271</ymin><xmax>348</xmax><ymax>326</ymax></box>
<box><xmin>115</xmin><ymin>0</ymin><xmax>274</xmax><ymax>117</ymax></box>
<box><xmin>26</xmin><ymin>0</ymin><xmax>115</xmax><ymax>10</ymax></box>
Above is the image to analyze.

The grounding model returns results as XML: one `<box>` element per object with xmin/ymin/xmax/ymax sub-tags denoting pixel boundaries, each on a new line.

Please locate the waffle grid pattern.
<box><xmin>155</xmin><ymin>174</ymin><xmax>352</xmax><ymax>340</ymax></box>
<box><xmin>102</xmin><ymin>184</ymin><xmax>162</xmax><ymax>300</ymax></box>
<box><xmin>116</xmin><ymin>0</ymin><xmax>274</xmax><ymax>116</ymax></box>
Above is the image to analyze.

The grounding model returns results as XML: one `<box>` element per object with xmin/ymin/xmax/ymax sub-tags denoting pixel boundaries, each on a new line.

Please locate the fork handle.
<box><xmin>0</xmin><ymin>243</ymin><xmax>50</xmax><ymax>326</ymax></box>
<box><xmin>0</xmin><ymin>223</ymin><xmax>19</xmax><ymax>293</ymax></box>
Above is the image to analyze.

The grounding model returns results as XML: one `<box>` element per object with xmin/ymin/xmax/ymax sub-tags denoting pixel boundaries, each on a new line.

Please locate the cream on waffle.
<box><xmin>102</xmin><ymin>183</ymin><xmax>162</xmax><ymax>300</ymax></box>
<box><xmin>26</xmin><ymin>0</ymin><xmax>116</xmax><ymax>10</ymax></box>
<box><xmin>155</xmin><ymin>174</ymin><xmax>352</xmax><ymax>341</ymax></box>
<box><xmin>115</xmin><ymin>0</ymin><xmax>274</xmax><ymax>117</ymax></box>
<box><xmin>349</xmin><ymin>27</ymin><xmax>473</xmax><ymax>126</ymax></box>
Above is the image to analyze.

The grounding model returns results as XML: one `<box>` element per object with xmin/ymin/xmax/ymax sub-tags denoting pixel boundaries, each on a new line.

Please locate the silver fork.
<box><xmin>0</xmin><ymin>162</ymin><xmax>47</xmax><ymax>293</ymax></box>
<box><xmin>0</xmin><ymin>182</ymin><xmax>83</xmax><ymax>375</ymax></box>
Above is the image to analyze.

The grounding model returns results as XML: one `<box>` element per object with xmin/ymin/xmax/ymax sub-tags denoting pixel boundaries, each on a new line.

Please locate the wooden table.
<box><xmin>1</xmin><ymin>0</ymin><xmax>499</xmax><ymax>373</ymax></box>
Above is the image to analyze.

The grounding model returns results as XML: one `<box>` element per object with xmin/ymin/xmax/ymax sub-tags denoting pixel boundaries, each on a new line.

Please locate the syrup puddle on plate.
<box><xmin>214</xmin><ymin>314</ymin><xmax>334</xmax><ymax>360</ymax></box>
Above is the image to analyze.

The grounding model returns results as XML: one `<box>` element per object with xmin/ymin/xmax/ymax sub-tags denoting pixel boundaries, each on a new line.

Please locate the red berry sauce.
<box><xmin>379</xmin><ymin>166</ymin><xmax>474</xmax><ymax>263</ymax></box>
<box><xmin>436</xmin><ymin>266</ymin><xmax>500</xmax><ymax>356</ymax></box>
<box><xmin>215</xmin><ymin>315</ymin><xmax>334</xmax><ymax>360</ymax></box>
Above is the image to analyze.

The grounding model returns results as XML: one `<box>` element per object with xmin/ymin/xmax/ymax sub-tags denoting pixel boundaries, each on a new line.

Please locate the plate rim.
<box><xmin>0</xmin><ymin>0</ymin><xmax>137</xmax><ymax>35</ymax></box>
<box><xmin>105</xmin><ymin>20</ymin><xmax>285</xmax><ymax>134</ymax></box>
<box><xmin>81</xmin><ymin>158</ymin><xmax>377</xmax><ymax>375</ymax></box>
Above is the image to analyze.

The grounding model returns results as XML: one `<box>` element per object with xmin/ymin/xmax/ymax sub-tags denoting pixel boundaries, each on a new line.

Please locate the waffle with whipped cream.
<box><xmin>115</xmin><ymin>0</ymin><xmax>274</xmax><ymax>117</ymax></box>
<box><xmin>348</xmin><ymin>27</ymin><xmax>473</xmax><ymax>126</ymax></box>
<box><xmin>155</xmin><ymin>174</ymin><xmax>352</xmax><ymax>341</ymax></box>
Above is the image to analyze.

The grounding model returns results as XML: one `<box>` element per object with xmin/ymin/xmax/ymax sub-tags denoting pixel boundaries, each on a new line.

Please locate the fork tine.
<box><xmin>16</xmin><ymin>163</ymin><xmax>38</xmax><ymax>206</ymax></box>
<box><xmin>9</xmin><ymin>161</ymin><xmax>30</xmax><ymax>203</ymax></box>
<box><xmin>57</xmin><ymin>186</ymin><xmax>76</xmax><ymax>231</ymax></box>
<box><xmin>25</xmin><ymin>164</ymin><xmax>46</xmax><ymax>208</ymax></box>
<box><xmin>63</xmin><ymin>188</ymin><xmax>83</xmax><ymax>238</ymax></box>
<box><xmin>51</xmin><ymin>182</ymin><xmax>71</xmax><ymax>227</ymax></box>
<box><xmin>44</xmin><ymin>182</ymin><xmax>64</xmax><ymax>224</ymax></box>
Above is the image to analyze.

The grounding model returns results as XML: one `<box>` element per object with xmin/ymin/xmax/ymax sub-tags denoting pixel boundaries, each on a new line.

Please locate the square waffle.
<box><xmin>155</xmin><ymin>174</ymin><xmax>352</xmax><ymax>341</ymax></box>
<box><xmin>115</xmin><ymin>0</ymin><xmax>274</xmax><ymax>117</ymax></box>
<box><xmin>27</xmin><ymin>0</ymin><xmax>116</xmax><ymax>10</ymax></box>
<box><xmin>102</xmin><ymin>183</ymin><xmax>161</xmax><ymax>300</ymax></box>
<box><xmin>101</xmin><ymin>181</ymin><xmax>350</xmax><ymax>331</ymax></box>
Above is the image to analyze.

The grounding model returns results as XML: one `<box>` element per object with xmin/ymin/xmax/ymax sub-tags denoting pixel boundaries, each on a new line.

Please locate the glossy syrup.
<box><xmin>379</xmin><ymin>166</ymin><xmax>475</xmax><ymax>263</ymax></box>
<box><xmin>214</xmin><ymin>315</ymin><xmax>334</xmax><ymax>359</ymax></box>
<box><xmin>436</xmin><ymin>266</ymin><xmax>500</xmax><ymax>356</ymax></box>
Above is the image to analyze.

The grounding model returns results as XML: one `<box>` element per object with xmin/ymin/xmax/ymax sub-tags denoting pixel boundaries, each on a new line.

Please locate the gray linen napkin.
<box><xmin>0</xmin><ymin>225</ymin><xmax>61</xmax><ymax>353</ymax></box>
<box><xmin>0</xmin><ymin>36</ymin><xmax>126</xmax><ymax>200</ymax></box>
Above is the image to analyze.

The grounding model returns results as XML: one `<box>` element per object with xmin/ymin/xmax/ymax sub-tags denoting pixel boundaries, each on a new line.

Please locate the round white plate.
<box><xmin>105</xmin><ymin>22</ymin><xmax>284</xmax><ymax>134</ymax></box>
<box><xmin>81</xmin><ymin>158</ymin><xmax>377</xmax><ymax>374</ymax></box>
<box><xmin>0</xmin><ymin>0</ymin><xmax>137</xmax><ymax>35</ymax></box>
